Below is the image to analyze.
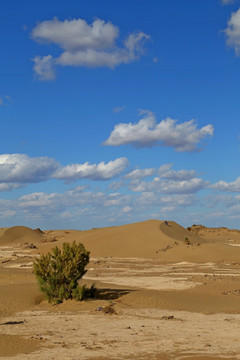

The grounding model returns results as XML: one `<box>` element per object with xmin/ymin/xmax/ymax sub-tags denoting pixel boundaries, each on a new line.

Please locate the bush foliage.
<box><xmin>34</xmin><ymin>241</ymin><xmax>95</xmax><ymax>304</ymax></box>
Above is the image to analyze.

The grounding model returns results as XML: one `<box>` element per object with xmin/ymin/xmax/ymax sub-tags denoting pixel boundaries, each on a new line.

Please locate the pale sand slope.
<box><xmin>1</xmin><ymin>220</ymin><xmax>240</xmax><ymax>359</ymax></box>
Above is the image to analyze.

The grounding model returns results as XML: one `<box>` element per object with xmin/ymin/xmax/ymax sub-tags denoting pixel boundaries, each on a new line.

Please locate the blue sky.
<box><xmin>1</xmin><ymin>0</ymin><xmax>240</xmax><ymax>230</ymax></box>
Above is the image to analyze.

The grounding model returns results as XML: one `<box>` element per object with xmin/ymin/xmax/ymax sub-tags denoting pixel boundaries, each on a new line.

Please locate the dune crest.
<box><xmin>0</xmin><ymin>226</ymin><xmax>42</xmax><ymax>245</ymax></box>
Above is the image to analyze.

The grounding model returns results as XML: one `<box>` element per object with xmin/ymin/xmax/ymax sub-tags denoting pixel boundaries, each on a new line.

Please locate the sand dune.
<box><xmin>34</xmin><ymin>220</ymin><xmax>206</xmax><ymax>259</ymax></box>
<box><xmin>1</xmin><ymin>220</ymin><xmax>240</xmax><ymax>262</ymax></box>
<box><xmin>26</xmin><ymin>220</ymin><xmax>240</xmax><ymax>263</ymax></box>
<box><xmin>0</xmin><ymin>226</ymin><xmax>42</xmax><ymax>245</ymax></box>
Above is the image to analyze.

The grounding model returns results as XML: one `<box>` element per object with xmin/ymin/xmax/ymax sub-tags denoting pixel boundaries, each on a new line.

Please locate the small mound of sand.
<box><xmin>0</xmin><ymin>226</ymin><xmax>42</xmax><ymax>245</ymax></box>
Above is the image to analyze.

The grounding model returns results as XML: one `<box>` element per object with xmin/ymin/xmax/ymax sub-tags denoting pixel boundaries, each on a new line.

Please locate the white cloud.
<box><xmin>31</xmin><ymin>17</ymin><xmax>150</xmax><ymax>80</ymax></box>
<box><xmin>16</xmin><ymin>188</ymin><xmax>101</xmax><ymax>211</ymax></box>
<box><xmin>0</xmin><ymin>154</ymin><xmax>128</xmax><ymax>190</ymax></box>
<box><xmin>135</xmin><ymin>192</ymin><xmax>197</xmax><ymax>210</ymax></box>
<box><xmin>225</xmin><ymin>8</ymin><xmax>240</xmax><ymax>55</ymax></box>
<box><xmin>158</xmin><ymin>164</ymin><xmax>197</xmax><ymax>180</ymax></box>
<box><xmin>158</xmin><ymin>177</ymin><xmax>208</xmax><ymax>193</ymax></box>
<box><xmin>0</xmin><ymin>176</ymin><xmax>237</xmax><ymax>229</ymax></box>
<box><xmin>18</xmin><ymin>192</ymin><xmax>59</xmax><ymax>208</ymax></box>
<box><xmin>32</xmin><ymin>18</ymin><xmax>119</xmax><ymax>51</ymax></box>
<box><xmin>32</xmin><ymin>55</ymin><xmax>55</xmax><ymax>81</ymax></box>
<box><xmin>211</xmin><ymin>177</ymin><xmax>240</xmax><ymax>192</ymax></box>
<box><xmin>15</xmin><ymin>187</ymin><xmax>131</xmax><ymax>215</ymax></box>
<box><xmin>129</xmin><ymin>177</ymin><xmax>207</xmax><ymax>194</ymax></box>
<box><xmin>124</xmin><ymin>168</ymin><xmax>155</xmax><ymax>180</ymax></box>
<box><xmin>53</xmin><ymin>157</ymin><xmax>128</xmax><ymax>181</ymax></box>
<box><xmin>160</xmin><ymin>194</ymin><xmax>197</xmax><ymax>206</ymax></box>
<box><xmin>222</xmin><ymin>0</ymin><xmax>235</xmax><ymax>4</ymax></box>
<box><xmin>0</xmin><ymin>154</ymin><xmax>58</xmax><ymax>184</ymax></box>
<box><xmin>104</xmin><ymin>110</ymin><xmax>214</xmax><ymax>152</ymax></box>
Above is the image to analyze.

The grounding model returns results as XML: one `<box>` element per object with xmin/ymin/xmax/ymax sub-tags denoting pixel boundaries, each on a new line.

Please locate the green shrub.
<box><xmin>33</xmin><ymin>241</ymin><xmax>94</xmax><ymax>304</ymax></box>
<box><xmin>72</xmin><ymin>283</ymin><xmax>96</xmax><ymax>301</ymax></box>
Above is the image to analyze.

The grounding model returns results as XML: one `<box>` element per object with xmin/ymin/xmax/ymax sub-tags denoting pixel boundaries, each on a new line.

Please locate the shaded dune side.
<box><xmin>160</xmin><ymin>221</ymin><xmax>205</xmax><ymax>244</ymax></box>
<box><xmin>0</xmin><ymin>226</ymin><xmax>42</xmax><ymax>245</ymax></box>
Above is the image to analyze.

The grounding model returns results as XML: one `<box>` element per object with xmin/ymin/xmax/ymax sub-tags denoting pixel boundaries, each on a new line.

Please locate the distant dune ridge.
<box><xmin>188</xmin><ymin>224</ymin><xmax>240</xmax><ymax>241</ymax></box>
<box><xmin>1</xmin><ymin>219</ymin><xmax>240</xmax><ymax>261</ymax></box>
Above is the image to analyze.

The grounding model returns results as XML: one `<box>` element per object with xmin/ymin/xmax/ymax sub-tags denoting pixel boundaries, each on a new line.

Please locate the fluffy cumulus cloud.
<box><xmin>225</xmin><ymin>8</ymin><xmax>240</xmax><ymax>55</ymax></box>
<box><xmin>211</xmin><ymin>177</ymin><xmax>240</xmax><ymax>192</ymax></box>
<box><xmin>129</xmin><ymin>177</ymin><xmax>208</xmax><ymax>194</ymax></box>
<box><xmin>53</xmin><ymin>157</ymin><xmax>129</xmax><ymax>181</ymax></box>
<box><xmin>0</xmin><ymin>154</ymin><xmax>129</xmax><ymax>191</ymax></box>
<box><xmin>31</xmin><ymin>17</ymin><xmax>150</xmax><ymax>80</ymax></box>
<box><xmin>104</xmin><ymin>111</ymin><xmax>214</xmax><ymax>152</ymax></box>
<box><xmin>0</xmin><ymin>154</ymin><xmax>58</xmax><ymax>184</ymax></box>
<box><xmin>109</xmin><ymin>164</ymin><xmax>202</xmax><ymax>191</ymax></box>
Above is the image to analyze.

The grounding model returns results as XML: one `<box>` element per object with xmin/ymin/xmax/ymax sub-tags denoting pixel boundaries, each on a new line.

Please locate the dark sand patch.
<box><xmin>0</xmin><ymin>334</ymin><xmax>39</xmax><ymax>357</ymax></box>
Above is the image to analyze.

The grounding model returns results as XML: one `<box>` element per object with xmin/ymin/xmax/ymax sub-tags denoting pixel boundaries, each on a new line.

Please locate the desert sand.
<box><xmin>1</xmin><ymin>219</ymin><xmax>240</xmax><ymax>359</ymax></box>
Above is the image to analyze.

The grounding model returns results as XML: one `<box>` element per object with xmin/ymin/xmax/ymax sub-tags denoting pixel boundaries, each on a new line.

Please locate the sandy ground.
<box><xmin>1</xmin><ymin>220</ymin><xmax>240</xmax><ymax>359</ymax></box>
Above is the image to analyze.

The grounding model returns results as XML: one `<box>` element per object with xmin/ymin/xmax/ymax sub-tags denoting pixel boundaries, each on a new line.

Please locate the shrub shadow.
<box><xmin>96</xmin><ymin>288</ymin><xmax>133</xmax><ymax>301</ymax></box>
